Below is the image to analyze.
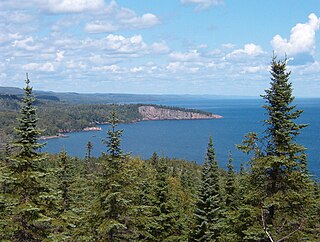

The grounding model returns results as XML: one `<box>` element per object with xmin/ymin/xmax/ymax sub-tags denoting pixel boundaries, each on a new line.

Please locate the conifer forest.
<box><xmin>1</xmin><ymin>57</ymin><xmax>320</xmax><ymax>241</ymax></box>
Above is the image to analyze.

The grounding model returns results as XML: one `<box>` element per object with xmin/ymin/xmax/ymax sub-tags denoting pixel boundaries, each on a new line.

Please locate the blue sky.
<box><xmin>1</xmin><ymin>0</ymin><xmax>320</xmax><ymax>97</ymax></box>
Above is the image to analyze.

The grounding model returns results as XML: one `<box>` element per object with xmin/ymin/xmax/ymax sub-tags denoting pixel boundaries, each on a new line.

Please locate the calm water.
<box><xmin>42</xmin><ymin>98</ymin><xmax>320</xmax><ymax>177</ymax></box>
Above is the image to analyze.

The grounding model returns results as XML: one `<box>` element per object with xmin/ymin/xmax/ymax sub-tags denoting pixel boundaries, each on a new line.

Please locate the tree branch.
<box><xmin>261</xmin><ymin>208</ymin><xmax>275</xmax><ymax>242</ymax></box>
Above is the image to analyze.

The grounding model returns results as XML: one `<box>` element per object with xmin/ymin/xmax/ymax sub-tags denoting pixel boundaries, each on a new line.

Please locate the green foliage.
<box><xmin>236</xmin><ymin>56</ymin><xmax>319</xmax><ymax>241</ymax></box>
<box><xmin>1</xmin><ymin>61</ymin><xmax>320</xmax><ymax>241</ymax></box>
<box><xmin>191</xmin><ymin>136</ymin><xmax>222</xmax><ymax>241</ymax></box>
<box><xmin>0</xmin><ymin>75</ymin><xmax>51</xmax><ymax>241</ymax></box>
<box><xmin>103</xmin><ymin>109</ymin><xmax>124</xmax><ymax>158</ymax></box>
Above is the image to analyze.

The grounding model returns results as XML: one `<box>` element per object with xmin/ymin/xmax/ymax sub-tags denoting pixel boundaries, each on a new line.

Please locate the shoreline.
<box><xmin>39</xmin><ymin>115</ymin><xmax>223</xmax><ymax>140</ymax></box>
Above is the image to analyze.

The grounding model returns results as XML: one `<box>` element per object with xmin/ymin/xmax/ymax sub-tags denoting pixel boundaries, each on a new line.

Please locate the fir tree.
<box><xmin>1</xmin><ymin>74</ymin><xmax>51</xmax><ymax>241</ymax></box>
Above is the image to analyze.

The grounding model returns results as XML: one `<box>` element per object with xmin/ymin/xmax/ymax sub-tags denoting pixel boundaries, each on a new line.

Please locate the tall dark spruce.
<box><xmin>238</xmin><ymin>56</ymin><xmax>315</xmax><ymax>241</ymax></box>
<box><xmin>0</xmin><ymin>74</ymin><xmax>50</xmax><ymax>241</ymax></box>
<box><xmin>104</xmin><ymin>108</ymin><xmax>124</xmax><ymax>159</ymax></box>
<box><xmin>191</xmin><ymin>136</ymin><xmax>221</xmax><ymax>241</ymax></box>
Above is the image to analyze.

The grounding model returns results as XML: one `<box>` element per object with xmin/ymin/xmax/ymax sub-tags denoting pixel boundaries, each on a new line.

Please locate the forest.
<box><xmin>0</xmin><ymin>94</ymin><xmax>213</xmax><ymax>143</ymax></box>
<box><xmin>0</xmin><ymin>57</ymin><xmax>320</xmax><ymax>241</ymax></box>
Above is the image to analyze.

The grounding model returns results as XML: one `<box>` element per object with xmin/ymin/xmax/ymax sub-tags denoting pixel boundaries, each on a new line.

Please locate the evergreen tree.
<box><xmin>237</xmin><ymin>56</ymin><xmax>317</xmax><ymax>241</ymax></box>
<box><xmin>191</xmin><ymin>136</ymin><xmax>222</xmax><ymax>241</ymax></box>
<box><xmin>103</xmin><ymin>108</ymin><xmax>124</xmax><ymax>159</ymax></box>
<box><xmin>86</xmin><ymin>140</ymin><xmax>93</xmax><ymax>162</ymax></box>
<box><xmin>225</xmin><ymin>152</ymin><xmax>235</xmax><ymax>208</ymax></box>
<box><xmin>152</xmin><ymin>157</ymin><xmax>181</xmax><ymax>241</ymax></box>
<box><xmin>262</xmin><ymin>55</ymin><xmax>308</xmax><ymax>167</ymax></box>
<box><xmin>1</xmin><ymin>74</ymin><xmax>51</xmax><ymax>241</ymax></box>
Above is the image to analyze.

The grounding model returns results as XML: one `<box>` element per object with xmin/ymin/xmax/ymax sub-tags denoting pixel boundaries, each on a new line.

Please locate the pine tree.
<box><xmin>191</xmin><ymin>136</ymin><xmax>222</xmax><ymax>241</ymax></box>
<box><xmin>1</xmin><ymin>74</ymin><xmax>51</xmax><ymax>241</ymax></box>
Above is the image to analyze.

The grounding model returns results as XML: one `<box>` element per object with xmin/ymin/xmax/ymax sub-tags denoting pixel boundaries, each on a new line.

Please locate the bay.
<box><xmin>41</xmin><ymin>98</ymin><xmax>320</xmax><ymax>177</ymax></box>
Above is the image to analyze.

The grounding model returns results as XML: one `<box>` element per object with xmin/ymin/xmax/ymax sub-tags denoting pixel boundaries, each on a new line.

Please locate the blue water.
<box><xmin>42</xmin><ymin>98</ymin><xmax>320</xmax><ymax>177</ymax></box>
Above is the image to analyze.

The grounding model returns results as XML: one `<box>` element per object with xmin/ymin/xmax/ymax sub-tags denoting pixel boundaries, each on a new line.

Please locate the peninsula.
<box><xmin>138</xmin><ymin>105</ymin><xmax>222</xmax><ymax>121</ymax></box>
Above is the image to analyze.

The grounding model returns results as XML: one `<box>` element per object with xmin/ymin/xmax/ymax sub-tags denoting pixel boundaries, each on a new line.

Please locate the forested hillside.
<box><xmin>1</xmin><ymin>57</ymin><xmax>320</xmax><ymax>241</ymax></box>
<box><xmin>0</xmin><ymin>95</ymin><xmax>218</xmax><ymax>145</ymax></box>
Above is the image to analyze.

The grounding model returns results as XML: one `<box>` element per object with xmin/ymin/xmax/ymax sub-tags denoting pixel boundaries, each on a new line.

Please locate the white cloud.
<box><xmin>83</xmin><ymin>1</ymin><xmax>159</xmax><ymax>33</ymax></box>
<box><xmin>55</xmin><ymin>50</ymin><xmax>65</xmax><ymax>62</ymax></box>
<box><xmin>241</xmin><ymin>65</ymin><xmax>267</xmax><ymax>74</ymax></box>
<box><xmin>169</xmin><ymin>50</ymin><xmax>200</xmax><ymax>61</ymax></box>
<box><xmin>85</xmin><ymin>22</ymin><xmax>118</xmax><ymax>33</ymax></box>
<box><xmin>0</xmin><ymin>32</ymin><xmax>22</xmax><ymax>43</ymax></box>
<box><xmin>44</xmin><ymin>0</ymin><xmax>105</xmax><ymax>13</ymax></box>
<box><xmin>23</xmin><ymin>62</ymin><xmax>55</xmax><ymax>72</ymax></box>
<box><xmin>226</xmin><ymin>43</ymin><xmax>264</xmax><ymax>60</ymax></box>
<box><xmin>103</xmin><ymin>34</ymin><xmax>147</xmax><ymax>53</ymax></box>
<box><xmin>12</xmin><ymin>36</ymin><xmax>42</xmax><ymax>51</ymax></box>
<box><xmin>130</xmin><ymin>66</ymin><xmax>143</xmax><ymax>73</ymax></box>
<box><xmin>271</xmin><ymin>13</ymin><xmax>320</xmax><ymax>56</ymax></box>
<box><xmin>120</xmin><ymin>13</ymin><xmax>160</xmax><ymax>29</ymax></box>
<box><xmin>181</xmin><ymin>0</ymin><xmax>223</xmax><ymax>10</ymax></box>
<box><xmin>92</xmin><ymin>64</ymin><xmax>120</xmax><ymax>72</ymax></box>
<box><xmin>81</xmin><ymin>34</ymin><xmax>148</xmax><ymax>54</ymax></box>
<box><xmin>0</xmin><ymin>11</ymin><xmax>33</xmax><ymax>23</ymax></box>
<box><xmin>151</xmin><ymin>42</ymin><xmax>170</xmax><ymax>53</ymax></box>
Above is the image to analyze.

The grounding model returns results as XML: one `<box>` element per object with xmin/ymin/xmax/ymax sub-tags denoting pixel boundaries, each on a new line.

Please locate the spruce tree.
<box><xmin>1</xmin><ymin>74</ymin><xmax>51</xmax><ymax>241</ymax></box>
<box><xmin>191</xmin><ymin>136</ymin><xmax>222</xmax><ymax>241</ymax></box>
<box><xmin>86</xmin><ymin>140</ymin><xmax>93</xmax><ymax>162</ymax></box>
<box><xmin>238</xmin><ymin>56</ymin><xmax>316</xmax><ymax>241</ymax></box>
<box><xmin>103</xmin><ymin>108</ymin><xmax>124</xmax><ymax>159</ymax></box>
<box><xmin>225</xmin><ymin>152</ymin><xmax>235</xmax><ymax>208</ymax></box>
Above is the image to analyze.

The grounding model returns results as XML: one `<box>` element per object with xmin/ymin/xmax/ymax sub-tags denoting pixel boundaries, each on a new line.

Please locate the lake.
<box><xmin>42</xmin><ymin>98</ymin><xmax>320</xmax><ymax>178</ymax></box>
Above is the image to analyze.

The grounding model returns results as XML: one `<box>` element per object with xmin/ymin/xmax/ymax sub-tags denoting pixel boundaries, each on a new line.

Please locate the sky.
<box><xmin>1</xmin><ymin>0</ymin><xmax>320</xmax><ymax>97</ymax></box>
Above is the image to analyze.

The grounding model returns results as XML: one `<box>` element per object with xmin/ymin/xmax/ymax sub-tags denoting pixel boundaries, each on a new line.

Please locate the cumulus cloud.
<box><xmin>43</xmin><ymin>0</ymin><xmax>105</xmax><ymax>13</ymax></box>
<box><xmin>169</xmin><ymin>50</ymin><xmax>200</xmax><ymax>61</ymax></box>
<box><xmin>130</xmin><ymin>66</ymin><xmax>143</xmax><ymax>73</ymax></box>
<box><xmin>151</xmin><ymin>42</ymin><xmax>170</xmax><ymax>54</ymax></box>
<box><xmin>241</xmin><ymin>65</ymin><xmax>267</xmax><ymax>74</ymax></box>
<box><xmin>226</xmin><ymin>43</ymin><xmax>264</xmax><ymax>60</ymax></box>
<box><xmin>55</xmin><ymin>50</ymin><xmax>65</xmax><ymax>62</ymax></box>
<box><xmin>0</xmin><ymin>32</ymin><xmax>22</xmax><ymax>43</ymax></box>
<box><xmin>81</xmin><ymin>34</ymin><xmax>148</xmax><ymax>55</ymax></box>
<box><xmin>271</xmin><ymin>13</ymin><xmax>320</xmax><ymax>56</ymax></box>
<box><xmin>181</xmin><ymin>0</ymin><xmax>223</xmax><ymax>10</ymax></box>
<box><xmin>85</xmin><ymin>22</ymin><xmax>118</xmax><ymax>33</ymax></box>
<box><xmin>104</xmin><ymin>34</ymin><xmax>147</xmax><ymax>53</ymax></box>
<box><xmin>12</xmin><ymin>37</ymin><xmax>42</xmax><ymax>51</ymax></box>
<box><xmin>23</xmin><ymin>62</ymin><xmax>55</xmax><ymax>72</ymax></box>
<box><xmin>84</xmin><ymin>1</ymin><xmax>160</xmax><ymax>33</ymax></box>
<box><xmin>92</xmin><ymin>64</ymin><xmax>120</xmax><ymax>72</ymax></box>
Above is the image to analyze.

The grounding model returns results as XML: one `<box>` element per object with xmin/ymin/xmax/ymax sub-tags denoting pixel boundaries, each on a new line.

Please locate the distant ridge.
<box><xmin>0</xmin><ymin>86</ymin><xmax>259</xmax><ymax>104</ymax></box>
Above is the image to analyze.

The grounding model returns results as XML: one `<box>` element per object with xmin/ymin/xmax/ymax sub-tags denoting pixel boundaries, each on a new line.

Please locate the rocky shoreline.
<box><xmin>138</xmin><ymin>105</ymin><xmax>223</xmax><ymax>121</ymax></box>
<box><xmin>40</xmin><ymin>105</ymin><xmax>222</xmax><ymax>140</ymax></box>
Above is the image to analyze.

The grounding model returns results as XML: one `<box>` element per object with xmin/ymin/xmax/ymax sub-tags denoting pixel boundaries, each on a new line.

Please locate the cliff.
<box><xmin>138</xmin><ymin>105</ymin><xmax>222</xmax><ymax>121</ymax></box>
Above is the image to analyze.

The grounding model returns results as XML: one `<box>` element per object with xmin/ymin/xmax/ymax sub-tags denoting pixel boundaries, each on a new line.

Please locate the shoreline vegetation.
<box><xmin>38</xmin><ymin>105</ymin><xmax>222</xmax><ymax>140</ymax></box>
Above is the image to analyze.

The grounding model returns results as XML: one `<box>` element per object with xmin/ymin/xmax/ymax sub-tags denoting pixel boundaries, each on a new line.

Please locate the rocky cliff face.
<box><xmin>138</xmin><ymin>105</ymin><xmax>222</xmax><ymax>121</ymax></box>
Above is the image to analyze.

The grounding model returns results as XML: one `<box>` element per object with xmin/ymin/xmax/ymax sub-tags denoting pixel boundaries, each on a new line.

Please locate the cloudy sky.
<box><xmin>1</xmin><ymin>0</ymin><xmax>320</xmax><ymax>97</ymax></box>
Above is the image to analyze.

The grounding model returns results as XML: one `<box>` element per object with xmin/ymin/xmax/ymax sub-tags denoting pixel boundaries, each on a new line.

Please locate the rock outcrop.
<box><xmin>138</xmin><ymin>105</ymin><xmax>222</xmax><ymax>121</ymax></box>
